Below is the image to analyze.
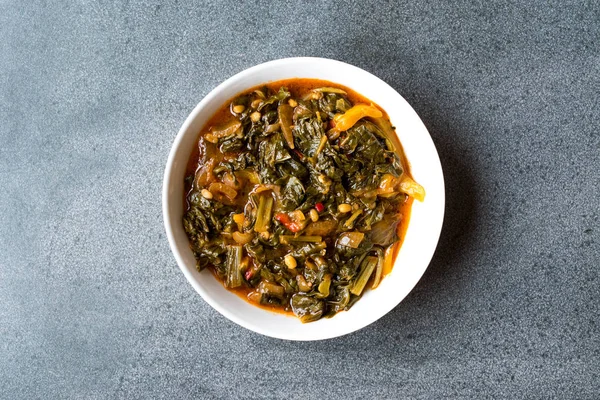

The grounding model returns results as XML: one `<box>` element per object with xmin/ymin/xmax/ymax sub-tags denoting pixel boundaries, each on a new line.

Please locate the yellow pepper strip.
<box><xmin>398</xmin><ymin>175</ymin><xmax>426</xmax><ymax>202</ymax></box>
<box><xmin>330</xmin><ymin>104</ymin><xmax>383</xmax><ymax>134</ymax></box>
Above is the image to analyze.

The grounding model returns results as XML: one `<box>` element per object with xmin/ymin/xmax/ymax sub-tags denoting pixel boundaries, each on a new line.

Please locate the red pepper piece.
<box><xmin>315</xmin><ymin>202</ymin><xmax>325</xmax><ymax>213</ymax></box>
<box><xmin>292</xmin><ymin>149</ymin><xmax>304</xmax><ymax>160</ymax></box>
<box><xmin>244</xmin><ymin>263</ymin><xmax>260</xmax><ymax>281</ymax></box>
<box><xmin>244</xmin><ymin>269</ymin><xmax>253</xmax><ymax>281</ymax></box>
<box><xmin>275</xmin><ymin>213</ymin><xmax>302</xmax><ymax>233</ymax></box>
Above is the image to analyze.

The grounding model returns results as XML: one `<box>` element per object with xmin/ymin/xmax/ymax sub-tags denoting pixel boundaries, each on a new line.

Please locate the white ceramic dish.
<box><xmin>163</xmin><ymin>57</ymin><xmax>444</xmax><ymax>340</ymax></box>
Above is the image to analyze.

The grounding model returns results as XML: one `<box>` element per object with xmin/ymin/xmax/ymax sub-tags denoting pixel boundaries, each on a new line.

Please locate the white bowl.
<box><xmin>163</xmin><ymin>57</ymin><xmax>444</xmax><ymax>340</ymax></box>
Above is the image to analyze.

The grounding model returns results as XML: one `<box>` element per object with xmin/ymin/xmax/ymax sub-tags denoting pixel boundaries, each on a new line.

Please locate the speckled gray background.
<box><xmin>1</xmin><ymin>0</ymin><xmax>599</xmax><ymax>398</ymax></box>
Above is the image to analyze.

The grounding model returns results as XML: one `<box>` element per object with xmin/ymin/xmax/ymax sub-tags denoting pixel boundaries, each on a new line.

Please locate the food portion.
<box><xmin>183</xmin><ymin>80</ymin><xmax>425</xmax><ymax>322</ymax></box>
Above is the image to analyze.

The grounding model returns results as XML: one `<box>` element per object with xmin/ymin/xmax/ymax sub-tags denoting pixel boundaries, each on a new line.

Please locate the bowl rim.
<box><xmin>162</xmin><ymin>57</ymin><xmax>445</xmax><ymax>340</ymax></box>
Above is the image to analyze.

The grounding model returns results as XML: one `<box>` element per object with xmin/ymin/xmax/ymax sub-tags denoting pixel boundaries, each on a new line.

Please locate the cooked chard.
<box><xmin>280</xmin><ymin>235</ymin><xmax>323</xmax><ymax>244</ymax></box>
<box><xmin>351</xmin><ymin>256</ymin><xmax>378</xmax><ymax>296</ymax></box>
<box><xmin>278</xmin><ymin>103</ymin><xmax>295</xmax><ymax>149</ymax></box>
<box><xmin>253</xmin><ymin>193</ymin><xmax>274</xmax><ymax>233</ymax></box>
<box><xmin>182</xmin><ymin>79</ymin><xmax>424</xmax><ymax>322</ymax></box>
<box><xmin>226</xmin><ymin>245</ymin><xmax>243</xmax><ymax>288</ymax></box>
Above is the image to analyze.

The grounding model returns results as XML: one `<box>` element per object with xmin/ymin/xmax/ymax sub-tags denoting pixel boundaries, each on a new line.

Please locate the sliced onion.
<box><xmin>250</xmin><ymin>184</ymin><xmax>281</xmax><ymax>196</ymax></box>
<box><xmin>204</xmin><ymin>120</ymin><xmax>242</xmax><ymax>143</ymax></box>
<box><xmin>195</xmin><ymin>158</ymin><xmax>216</xmax><ymax>188</ymax></box>
<box><xmin>232</xmin><ymin>231</ymin><xmax>254</xmax><ymax>245</ymax></box>
<box><xmin>222</xmin><ymin>172</ymin><xmax>242</xmax><ymax>189</ymax></box>
<box><xmin>337</xmin><ymin>231</ymin><xmax>365</xmax><ymax>249</ymax></box>
<box><xmin>264</xmin><ymin>122</ymin><xmax>281</xmax><ymax>134</ymax></box>
<box><xmin>208</xmin><ymin>182</ymin><xmax>237</xmax><ymax>201</ymax></box>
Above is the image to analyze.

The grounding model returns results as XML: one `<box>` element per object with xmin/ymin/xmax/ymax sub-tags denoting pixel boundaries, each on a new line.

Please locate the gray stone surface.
<box><xmin>1</xmin><ymin>0</ymin><xmax>599</xmax><ymax>398</ymax></box>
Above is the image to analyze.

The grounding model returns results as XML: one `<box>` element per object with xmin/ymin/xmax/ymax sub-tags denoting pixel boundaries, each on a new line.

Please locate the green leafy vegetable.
<box><xmin>278</xmin><ymin>103</ymin><xmax>295</xmax><ymax>149</ymax></box>
<box><xmin>182</xmin><ymin>83</ymin><xmax>421</xmax><ymax>322</ymax></box>
<box><xmin>291</xmin><ymin>294</ymin><xmax>324</xmax><ymax>323</ymax></box>
<box><xmin>281</xmin><ymin>176</ymin><xmax>305</xmax><ymax>211</ymax></box>
<box><xmin>351</xmin><ymin>256</ymin><xmax>378</xmax><ymax>296</ymax></box>
<box><xmin>226</xmin><ymin>245</ymin><xmax>243</xmax><ymax>288</ymax></box>
<box><xmin>253</xmin><ymin>193</ymin><xmax>274</xmax><ymax>233</ymax></box>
